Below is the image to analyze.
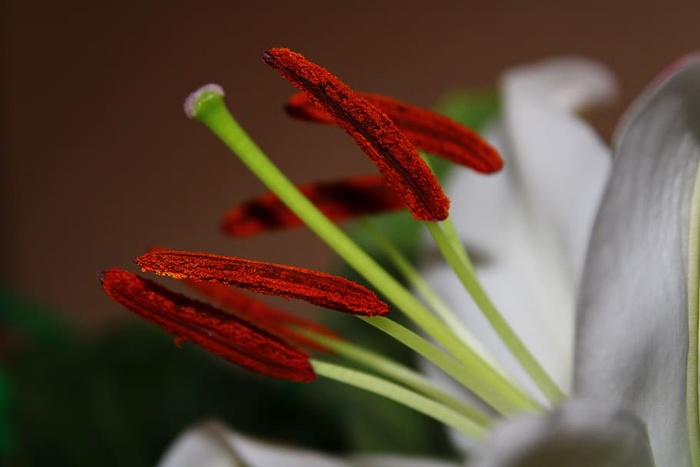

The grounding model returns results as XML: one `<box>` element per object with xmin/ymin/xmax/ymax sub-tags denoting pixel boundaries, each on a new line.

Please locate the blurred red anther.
<box><xmin>100</xmin><ymin>268</ymin><xmax>315</xmax><ymax>382</ymax></box>
<box><xmin>285</xmin><ymin>92</ymin><xmax>503</xmax><ymax>174</ymax></box>
<box><xmin>222</xmin><ymin>174</ymin><xmax>405</xmax><ymax>236</ymax></box>
<box><xmin>262</xmin><ymin>47</ymin><xmax>450</xmax><ymax>221</ymax></box>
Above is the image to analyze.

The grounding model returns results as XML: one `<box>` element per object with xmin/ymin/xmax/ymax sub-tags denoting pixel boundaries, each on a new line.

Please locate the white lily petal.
<box><xmin>158</xmin><ymin>420</ymin><xmax>353</xmax><ymax>467</ymax></box>
<box><xmin>422</xmin><ymin>57</ymin><xmax>615</xmax><ymax>403</ymax></box>
<box><xmin>575</xmin><ymin>53</ymin><xmax>700</xmax><ymax>467</ymax></box>
<box><xmin>158</xmin><ymin>421</ymin><xmax>459</xmax><ymax>467</ymax></box>
<box><xmin>503</xmin><ymin>57</ymin><xmax>618</xmax><ymax>113</ymax></box>
<box><xmin>352</xmin><ymin>455</ymin><xmax>462</xmax><ymax>467</ymax></box>
<box><xmin>469</xmin><ymin>400</ymin><xmax>655</xmax><ymax>467</ymax></box>
<box><xmin>498</xmin><ymin>58</ymin><xmax>614</xmax><ymax>390</ymax></box>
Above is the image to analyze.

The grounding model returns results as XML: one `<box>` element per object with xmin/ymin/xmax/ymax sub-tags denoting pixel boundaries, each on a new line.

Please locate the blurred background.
<box><xmin>2</xmin><ymin>0</ymin><xmax>699</xmax><ymax>465</ymax></box>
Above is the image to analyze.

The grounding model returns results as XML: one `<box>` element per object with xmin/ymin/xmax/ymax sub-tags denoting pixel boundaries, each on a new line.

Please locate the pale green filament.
<box><xmin>189</xmin><ymin>89</ymin><xmax>539</xmax><ymax>413</ymax></box>
<box><xmin>359</xmin><ymin>218</ymin><xmax>505</xmax><ymax>373</ymax></box>
<box><xmin>311</xmin><ymin>360</ymin><xmax>486</xmax><ymax>439</ymax></box>
<box><xmin>418</xmin><ymin>152</ymin><xmax>473</xmax><ymax>273</ymax></box>
<box><xmin>425</xmin><ymin>221</ymin><xmax>565</xmax><ymax>404</ymax></box>
<box><xmin>441</xmin><ymin>216</ymin><xmax>475</xmax><ymax>271</ymax></box>
<box><xmin>294</xmin><ymin>327</ymin><xmax>492</xmax><ymax>426</ymax></box>
<box><xmin>360</xmin><ymin>316</ymin><xmax>538</xmax><ymax>414</ymax></box>
<box><xmin>686</xmin><ymin>159</ymin><xmax>700</xmax><ymax>467</ymax></box>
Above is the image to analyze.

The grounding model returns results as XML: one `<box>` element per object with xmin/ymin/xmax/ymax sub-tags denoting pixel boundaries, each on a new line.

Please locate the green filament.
<box><xmin>295</xmin><ymin>327</ymin><xmax>492</xmax><ymax>426</ymax></box>
<box><xmin>359</xmin><ymin>218</ymin><xmax>505</xmax><ymax>372</ymax></box>
<box><xmin>188</xmin><ymin>88</ymin><xmax>539</xmax><ymax>414</ymax></box>
<box><xmin>360</xmin><ymin>317</ymin><xmax>538</xmax><ymax>414</ymax></box>
<box><xmin>425</xmin><ymin>221</ymin><xmax>565</xmax><ymax>404</ymax></box>
<box><xmin>311</xmin><ymin>360</ymin><xmax>486</xmax><ymax>439</ymax></box>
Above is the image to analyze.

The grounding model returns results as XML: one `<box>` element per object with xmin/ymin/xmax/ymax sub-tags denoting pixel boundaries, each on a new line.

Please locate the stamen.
<box><xmin>221</xmin><ymin>174</ymin><xmax>404</xmax><ymax>236</ymax></box>
<box><xmin>184</xmin><ymin>79</ymin><xmax>525</xmax><ymax>408</ymax></box>
<box><xmin>136</xmin><ymin>250</ymin><xmax>389</xmax><ymax>316</ymax></box>
<box><xmin>286</xmin><ymin>92</ymin><xmax>503</xmax><ymax>173</ymax></box>
<box><xmin>262</xmin><ymin>47</ymin><xmax>450</xmax><ymax>221</ymax></box>
<box><xmin>147</xmin><ymin>246</ymin><xmax>339</xmax><ymax>345</ymax></box>
<box><xmin>99</xmin><ymin>268</ymin><xmax>315</xmax><ymax>382</ymax></box>
<box><xmin>425</xmin><ymin>221</ymin><xmax>565</xmax><ymax>403</ymax></box>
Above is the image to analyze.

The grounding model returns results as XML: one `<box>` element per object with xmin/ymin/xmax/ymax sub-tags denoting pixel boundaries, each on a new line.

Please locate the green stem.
<box><xmin>311</xmin><ymin>359</ymin><xmax>486</xmax><ymax>439</ymax></box>
<box><xmin>295</xmin><ymin>327</ymin><xmax>492</xmax><ymax>426</ymax></box>
<box><xmin>425</xmin><ymin>221</ymin><xmax>565</xmax><ymax>404</ymax></box>
<box><xmin>189</xmin><ymin>89</ymin><xmax>537</xmax><ymax>412</ymax></box>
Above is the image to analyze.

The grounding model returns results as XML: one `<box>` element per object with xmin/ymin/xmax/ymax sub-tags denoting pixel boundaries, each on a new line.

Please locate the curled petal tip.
<box><xmin>647</xmin><ymin>50</ymin><xmax>700</xmax><ymax>90</ymax></box>
<box><xmin>184</xmin><ymin>83</ymin><xmax>225</xmax><ymax>119</ymax></box>
<box><xmin>504</xmin><ymin>56</ymin><xmax>618</xmax><ymax>113</ymax></box>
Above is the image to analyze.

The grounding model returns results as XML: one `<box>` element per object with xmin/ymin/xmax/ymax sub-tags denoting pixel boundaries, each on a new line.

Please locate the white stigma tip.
<box><xmin>184</xmin><ymin>83</ymin><xmax>225</xmax><ymax>119</ymax></box>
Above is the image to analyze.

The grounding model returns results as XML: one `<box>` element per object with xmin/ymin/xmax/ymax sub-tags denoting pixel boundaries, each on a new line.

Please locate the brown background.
<box><xmin>2</xmin><ymin>0</ymin><xmax>699</xmax><ymax>331</ymax></box>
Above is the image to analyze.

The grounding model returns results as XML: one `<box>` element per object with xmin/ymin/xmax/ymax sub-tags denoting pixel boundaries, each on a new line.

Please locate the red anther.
<box><xmin>262</xmin><ymin>47</ymin><xmax>450</xmax><ymax>221</ymax></box>
<box><xmin>136</xmin><ymin>250</ymin><xmax>390</xmax><ymax>316</ymax></box>
<box><xmin>286</xmin><ymin>92</ymin><xmax>503</xmax><ymax>174</ymax></box>
<box><xmin>100</xmin><ymin>268</ymin><xmax>315</xmax><ymax>382</ymax></box>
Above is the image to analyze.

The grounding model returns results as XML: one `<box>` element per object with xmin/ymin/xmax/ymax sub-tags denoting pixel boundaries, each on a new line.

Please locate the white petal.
<box><xmin>157</xmin><ymin>421</ymin><xmax>458</xmax><ymax>467</ymax></box>
<box><xmin>352</xmin><ymin>455</ymin><xmax>463</xmax><ymax>467</ymax></box>
<box><xmin>574</xmin><ymin>52</ymin><xmax>700</xmax><ymax>467</ymax></box>
<box><xmin>158</xmin><ymin>420</ymin><xmax>354</xmax><ymax>467</ymax></box>
<box><xmin>422</xmin><ymin>57</ymin><xmax>614</xmax><ymax>404</ymax></box>
<box><xmin>469</xmin><ymin>400</ymin><xmax>655</xmax><ymax>467</ymax></box>
<box><xmin>503</xmin><ymin>57</ymin><xmax>618</xmax><ymax>113</ymax></box>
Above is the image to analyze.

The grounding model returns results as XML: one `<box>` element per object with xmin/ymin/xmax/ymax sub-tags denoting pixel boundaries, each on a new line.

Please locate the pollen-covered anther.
<box><xmin>286</xmin><ymin>92</ymin><xmax>503</xmax><ymax>174</ymax></box>
<box><xmin>222</xmin><ymin>174</ymin><xmax>405</xmax><ymax>236</ymax></box>
<box><xmin>136</xmin><ymin>250</ymin><xmax>390</xmax><ymax>316</ymax></box>
<box><xmin>262</xmin><ymin>47</ymin><xmax>450</xmax><ymax>221</ymax></box>
<box><xmin>99</xmin><ymin>268</ymin><xmax>315</xmax><ymax>382</ymax></box>
<box><xmin>146</xmin><ymin>245</ymin><xmax>341</xmax><ymax>353</ymax></box>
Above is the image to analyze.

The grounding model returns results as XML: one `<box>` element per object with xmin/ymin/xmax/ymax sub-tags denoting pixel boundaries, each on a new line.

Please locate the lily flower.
<box><xmin>423</xmin><ymin>52</ymin><xmax>700</xmax><ymax>466</ymax></box>
<box><xmin>102</xmin><ymin>47</ymin><xmax>700</xmax><ymax>466</ymax></box>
